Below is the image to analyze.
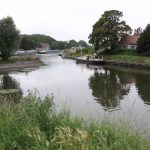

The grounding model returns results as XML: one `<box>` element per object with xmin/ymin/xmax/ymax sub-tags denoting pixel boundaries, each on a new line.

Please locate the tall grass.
<box><xmin>0</xmin><ymin>92</ymin><xmax>150</xmax><ymax>149</ymax></box>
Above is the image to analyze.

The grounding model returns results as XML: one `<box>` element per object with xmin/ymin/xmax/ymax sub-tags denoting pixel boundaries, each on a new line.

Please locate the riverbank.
<box><xmin>68</xmin><ymin>52</ymin><xmax>150</xmax><ymax>69</ymax></box>
<box><xmin>0</xmin><ymin>55</ymin><xmax>44</xmax><ymax>71</ymax></box>
<box><xmin>0</xmin><ymin>93</ymin><xmax>150</xmax><ymax>149</ymax></box>
<box><xmin>103</xmin><ymin>54</ymin><xmax>150</xmax><ymax>64</ymax></box>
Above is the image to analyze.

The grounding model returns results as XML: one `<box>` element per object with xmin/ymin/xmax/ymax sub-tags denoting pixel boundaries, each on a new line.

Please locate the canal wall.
<box><xmin>65</xmin><ymin>56</ymin><xmax>150</xmax><ymax>70</ymax></box>
<box><xmin>63</xmin><ymin>56</ymin><xmax>77</xmax><ymax>60</ymax></box>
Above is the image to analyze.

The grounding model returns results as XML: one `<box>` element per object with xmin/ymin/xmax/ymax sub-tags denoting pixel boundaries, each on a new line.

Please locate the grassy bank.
<box><xmin>69</xmin><ymin>48</ymin><xmax>150</xmax><ymax>64</ymax></box>
<box><xmin>103</xmin><ymin>49</ymin><xmax>150</xmax><ymax>64</ymax></box>
<box><xmin>0</xmin><ymin>93</ymin><xmax>150</xmax><ymax>149</ymax></box>
<box><xmin>103</xmin><ymin>54</ymin><xmax>150</xmax><ymax>64</ymax></box>
<box><xmin>0</xmin><ymin>55</ymin><xmax>43</xmax><ymax>71</ymax></box>
<box><xmin>0</xmin><ymin>55</ymin><xmax>39</xmax><ymax>64</ymax></box>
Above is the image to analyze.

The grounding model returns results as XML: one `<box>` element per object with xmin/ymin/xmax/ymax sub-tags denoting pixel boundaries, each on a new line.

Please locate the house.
<box><xmin>40</xmin><ymin>43</ymin><xmax>50</xmax><ymax>51</ymax></box>
<box><xmin>36</xmin><ymin>43</ymin><xmax>50</xmax><ymax>52</ymax></box>
<box><xmin>121</xmin><ymin>35</ymin><xmax>140</xmax><ymax>49</ymax></box>
<box><xmin>121</xmin><ymin>27</ymin><xmax>142</xmax><ymax>49</ymax></box>
<box><xmin>36</xmin><ymin>43</ymin><xmax>50</xmax><ymax>53</ymax></box>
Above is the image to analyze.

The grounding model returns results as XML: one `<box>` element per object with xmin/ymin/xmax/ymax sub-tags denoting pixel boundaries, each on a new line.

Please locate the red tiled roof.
<box><xmin>121</xmin><ymin>35</ymin><xmax>140</xmax><ymax>45</ymax></box>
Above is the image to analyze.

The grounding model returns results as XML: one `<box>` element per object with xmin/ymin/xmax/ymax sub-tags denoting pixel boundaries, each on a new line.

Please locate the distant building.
<box><xmin>40</xmin><ymin>43</ymin><xmax>50</xmax><ymax>51</ymax></box>
<box><xmin>36</xmin><ymin>43</ymin><xmax>50</xmax><ymax>52</ymax></box>
<box><xmin>71</xmin><ymin>46</ymin><xmax>84</xmax><ymax>50</ymax></box>
<box><xmin>121</xmin><ymin>27</ymin><xmax>142</xmax><ymax>49</ymax></box>
<box><xmin>121</xmin><ymin>35</ymin><xmax>140</xmax><ymax>49</ymax></box>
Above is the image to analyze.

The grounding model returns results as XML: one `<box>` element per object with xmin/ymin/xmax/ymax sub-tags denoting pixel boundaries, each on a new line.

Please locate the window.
<box><xmin>131</xmin><ymin>45</ymin><xmax>135</xmax><ymax>49</ymax></box>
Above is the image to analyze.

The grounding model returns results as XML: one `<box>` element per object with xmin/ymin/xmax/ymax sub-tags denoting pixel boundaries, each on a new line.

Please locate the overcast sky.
<box><xmin>0</xmin><ymin>0</ymin><xmax>149</xmax><ymax>42</ymax></box>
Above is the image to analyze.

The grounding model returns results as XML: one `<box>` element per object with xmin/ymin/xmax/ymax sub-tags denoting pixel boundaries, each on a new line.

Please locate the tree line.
<box><xmin>0</xmin><ymin>11</ymin><xmax>150</xmax><ymax>60</ymax></box>
<box><xmin>18</xmin><ymin>35</ymin><xmax>88</xmax><ymax>50</ymax></box>
<box><xmin>89</xmin><ymin>10</ymin><xmax>150</xmax><ymax>55</ymax></box>
<box><xmin>0</xmin><ymin>16</ymin><xmax>88</xmax><ymax>60</ymax></box>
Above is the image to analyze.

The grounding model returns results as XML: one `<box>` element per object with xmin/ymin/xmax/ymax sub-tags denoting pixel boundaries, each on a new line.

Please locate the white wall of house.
<box><xmin>124</xmin><ymin>44</ymin><xmax>137</xmax><ymax>49</ymax></box>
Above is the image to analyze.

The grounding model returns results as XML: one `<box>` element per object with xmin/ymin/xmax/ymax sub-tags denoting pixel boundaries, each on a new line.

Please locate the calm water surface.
<box><xmin>1</xmin><ymin>54</ymin><xmax>150</xmax><ymax>133</ymax></box>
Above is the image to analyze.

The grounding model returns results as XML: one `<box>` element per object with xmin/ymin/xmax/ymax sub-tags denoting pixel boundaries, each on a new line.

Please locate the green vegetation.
<box><xmin>70</xmin><ymin>47</ymin><xmax>150</xmax><ymax>64</ymax></box>
<box><xmin>0</xmin><ymin>16</ymin><xmax>20</xmax><ymax>60</ymax></box>
<box><xmin>19</xmin><ymin>35</ymin><xmax>35</xmax><ymax>50</ymax></box>
<box><xmin>0</xmin><ymin>55</ymin><xmax>39</xmax><ymax>64</ymax></box>
<box><xmin>103</xmin><ymin>54</ymin><xmax>150</xmax><ymax>64</ymax></box>
<box><xmin>0</xmin><ymin>15</ymin><xmax>89</xmax><ymax>60</ymax></box>
<box><xmin>69</xmin><ymin>48</ymin><xmax>94</xmax><ymax>58</ymax></box>
<box><xmin>113</xmin><ymin>48</ymin><xmax>138</xmax><ymax>56</ymax></box>
<box><xmin>101</xmin><ymin>48</ymin><xmax>150</xmax><ymax>63</ymax></box>
<box><xmin>18</xmin><ymin>34</ymin><xmax>57</xmax><ymax>50</ymax></box>
<box><xmin>0</xmin><ymin>89</ymin><xmax>21</xmax><ymax>103</ymax></box>
<box><xmin>89</xmin><ymin>10</ymin><xmax>132</xmax><ymax>52</ymax></box>
<box><xmin>78</xmin><ymin>40</ymin><xmax>88</xmax><ymax>48</ymax></box>
<box><xmin>0</xmin><ymin>92</ymin><xmax>150</xmax><ymax>149</ymax></box>
<box><xmin>88</xmin><ymin>10</ymin><xmax>150</xmax><ymax>57</ymax></box>
<box><xmin>18</xmin><ymin>34</ymin><xmax>89</xmax><ymax>50</ymax></box>
<box><xmin>137</xmin><ymin>24</ymin><xmax>150</xmax><ymax>54</ymax></box>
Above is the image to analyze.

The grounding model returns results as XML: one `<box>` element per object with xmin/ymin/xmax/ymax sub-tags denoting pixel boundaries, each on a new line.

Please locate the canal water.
<box><xmin>0</xmin><ymin>54</ymin><xmax>150</xmax><ymax>134</ymax></box>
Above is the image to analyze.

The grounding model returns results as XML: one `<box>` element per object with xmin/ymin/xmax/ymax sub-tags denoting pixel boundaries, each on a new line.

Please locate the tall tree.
<box><xmin>19</xmin><ymin>35</ymin><xmax>35</xmax><ymax>50</ymax></box>
<box><xmin>78</xmin><ymin>40</ymin><xmax>88</xmax><ymax>48</ymax></box>
<box><xmin>0</xmin><ymin>16</ymin><xmax>19</xmax><ymax>60</ymax></box>
<box><xmin>68</xmin><ymin>40</ymin><xmax>78</xmax><ymax>48</ymax></box>
<box><xmin>89</xmin><ymin>10</ymin><xmax>132</xmax><ymax>52</ymax></box>
<box><xmin>56</xmin><ymin>41</ymin><xmax>66</xmax><ymax>49</ymax></box>
<box><xmin>137</xmin><ymin>24</ymin><xmax>150</xmax><ymax>53</ymax></box>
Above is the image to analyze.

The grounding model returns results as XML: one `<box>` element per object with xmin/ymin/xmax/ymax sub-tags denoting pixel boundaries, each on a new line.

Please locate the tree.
<box><xmin>68</xmin><ymin>40</ymin><xmax>78</xmax><ymax>48</ymax></box>
<box><xmin>78</xmin><ymin>40</ymin><xmax>88</xmax><ymax>48</ymax></box>
<box><xmin>89</xmin><ymin>10</ymin><xmax>132</xmax><ymax>52</ymax></box>
<box><xmin>19</xmin><ymin>35</ymin><xmax>35</xmax><ymax>50</ymax></box>
<box><xmin>56</xmin><ymin>41</ymin><xmax>66</xmax><ymax>50</ymax></box>
<box><xmin>25</xmin><ymin>34</ymin><xmax>56</xmax><ymax>49</ymax></box>
<box><xmin>137</xmin><ymin>24</ymin><xmax>150</xmax><ymax>53</ymax></box>
<box><xmin>0</xmin><ymin>16</ymin><xmax>19</xmax><ymax>60</ymax></box>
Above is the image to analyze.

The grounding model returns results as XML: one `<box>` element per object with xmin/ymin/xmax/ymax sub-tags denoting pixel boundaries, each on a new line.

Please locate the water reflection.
<box><xmin>88</xmin><ymin>65</ymin><xmax>150</xmax><ymax>109</ymax></box>
<box><xmin>0</xmin><ymin>55</ymin><xmax>150</xmax><ymax>135</ymax></box>
<box><xmin>88</xmin><ymin>66</ymin><xmax>130</xmax><ymax>110</ymax></box>
<box><xmin>136</xmin><ymin>73</ymin><xmax>150</xmax><ymax>105</ymax></box>
<box><xmin>0</xmin><ymin>56</ymin><xmax>150</xmax><ymax>111</ymax></box>
<box><xmin>105</xmin><ymin>67</ymin><xmax>150</xmax><ymax>105</ymax></box>
<box><xmin>0</xmin><ymin>74</ymin><xmax>22</xmax><ymax>101</ymax></box>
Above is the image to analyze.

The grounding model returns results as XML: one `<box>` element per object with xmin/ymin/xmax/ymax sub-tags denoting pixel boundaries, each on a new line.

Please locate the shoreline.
<box><xmin>0</xmin><ymin>58</ymin><xmax>44</xmax><ymax>71</ymax></box>
<box><xmin>104</xmin><ymin>60</ymin><xmax>150</xmax><ymax>69</ymax></box>
<box><xmin>65</xmin><ymin>56</ymin><xmax>150</xmax><ymax>70</ymax></box>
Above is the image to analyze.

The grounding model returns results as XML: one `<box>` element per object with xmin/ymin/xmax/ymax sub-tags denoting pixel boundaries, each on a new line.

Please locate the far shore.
<box><xmin>0</xmin><ymin>55</ymin><xmax>44</xmax><ymax>71</ymax></box>
<box><xmin>65</xmin><ymin>55</ymin><xmax>150</xmax><ymax>70</ymax></box>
